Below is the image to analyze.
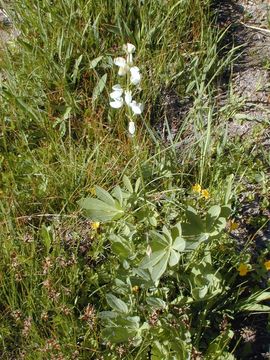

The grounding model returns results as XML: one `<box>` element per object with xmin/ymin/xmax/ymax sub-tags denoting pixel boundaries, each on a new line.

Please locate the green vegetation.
<box><xmin>0</xmin><ymin>0</ymin><xmax>269</xmax><ymax>359</ymax></box>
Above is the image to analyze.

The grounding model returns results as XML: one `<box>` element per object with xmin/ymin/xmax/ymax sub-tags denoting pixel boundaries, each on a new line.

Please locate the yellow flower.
<box><xmin>264</xmin><ymin>260</ymin><xmax>270</xmax><ymax>271</ymax></box>
<box><xmin>238</xmin><ymin>263</ymin><xmax>249</xmax><ymax>276</ymax></box>
<box><xmin>132</xmin><ymin>285</ymin><xmax>140</xmax><ymax>293</ymax></box>
<box><xmin>89</xmin><ymin>187</ymin><xmax>96</xmax><ymax>196</ymax></box>
<box><xmin>192</xmin><ymin>183</ymin><xmax>201</xmax><ymax>193</ymax></box>
<box><xmin>91</xmin><ymin>222</ymin><xmax>100</xmax><ymax>230</ymax></box>
<box><xmin>201</xmin><ymin>189</ymin><xmax>210</xmax><ymax>199</ymax></box>
<box><xmin>229</xmin><ymin>220</ymin><xmax>239</xmax><ymax>231</ymax></box>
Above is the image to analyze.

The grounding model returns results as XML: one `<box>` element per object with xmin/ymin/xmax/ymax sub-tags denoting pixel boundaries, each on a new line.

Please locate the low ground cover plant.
<box><xmin>0</xmin><ymin>0</ymin><xmax>269</xmax><ymax>359</ymax></box>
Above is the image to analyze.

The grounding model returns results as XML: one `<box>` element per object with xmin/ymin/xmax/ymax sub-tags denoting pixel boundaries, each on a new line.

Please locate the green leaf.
<box><xmin>239</xmin><ymin>304</ymin><xmax>270</xmax><ymax>312</ymax></box>
<box><xmin>220</xmin><ymin>205</ymin><xmax>231</xmax><ymax>219</ymax></box>
<box><xmin>111</xmin><ymin>241</ymin><xmax>131</xmax><ymax>259</ymax></box>
<box><xmin>106</xmin><ymin>293</ymin><xmax>129</xmax><ymax>314</ymax></box>
<box><xmin>98</xmin><ymin>311</ymin><xmax>118</xmax><ymax>320</ymax></box>
<box><xmin>146</xmin><ymin>297</ymin><xmax>167</xmax><ymax>309</ymax></box>
<box><xmin>78</xmin><ymin>197</ymin><xmax>124</xmax><ymax>221</ymax></box>
<box><xmin>183</xmin><ymin>206</ymin><xmax>204</xmax><ymax>235</ymax></box>
<box><xmin>110</xmin><ymin>234</ymin><xmax>133</xmax><ymax>259</ymax></box>
<box><xmin>192</xmin><ymin>286</ymin><xmax>208</xmax><ymax>300</ymax></box>
<box><xmin>71</xmin><ymin>54</ymin><xmax>83</xmax><ymax>83</ymax></box>
<box><xmin>162</xmin><ymin>225</ymin><xmax>173</xmax><ymax>245</ymax></box>
<box><xmin>102</xmin><ymin>326</ymin><xmax>135</xmax><ymax>343</ymax></box>
<box><xmin>206</xmin><ymin>205</ymin><xmax>221</xmax><ymax>232</ymax></box>
<box><xmin>95</xmin><ymin>185</ymin><xmax>115</xmax><ymax>206</ymax></box>
<box><xmin>101</xmin><ymin>316</ymin><xmax>142</xmax><ymax>344</ymax></box>
<box><xmin>171</xmin><ymin>222</ymin><xmax>182</xmax><ymax>240</ymax></box>
<box><xmin>123</xmin><ymin>175</ymin><xmax>133</xmax><ymax>193</ymax></box>
<box><xmin>89</xmin><ymin>55</ymin><xmax>103</xmax><ymax>69</ymax></box>
<box><xmin>40</xmin><ymin>225</ymin><xmax>52</xmax><ymax>254</ymax></box>
<box><xmin>224</xmin><ymin>174</ymin><xmax>234</xmax><ymax>204</ymax></box>
<box><xmin>92</xmin><ymin>73</ymin><xmax>107</xmax><ymax>103</ymax></box>
<box><xmin>185</xmin><ymin>233</ymin><xmax>209</xmax><ymax>250</ymax></box>
<box><xmin>253</xmin><ymin>291</ymin><xmax>270</xmax><ymax>302</ymax></box>
<box><xmin>150</xmin><ymin>230</ymin><xmax>169</xmax><ymax>250</ymax></box>
<box><xmin>211</xmin><ymin>217</ymin><xmax>227</xmax><ymax>235</ymax></box>
<box><xmin>111</xmin><ymin>186</ymin><xmax>123</xmax><ymax>206</ymax></box>
<box><xmin>172</xmin><ymin>236</ymin><xmax>186</xmax><ymax>252</ymax></box>
<box><xmin>135</xmin><ymin>178</ymin><xmax>141</xmax><ymax>193</ymax></box>
<box><xmin>140</xmin><ymin>250</ymin><xmax>165</xmax><ymax>269</ymax></box>
<box><xmin>169</xmin><ymin>249</ymin><xmax>180</xmax><ymax>267</ymax></box>
<box><xmin>151</xmin><ymin>251</ymin><xmax>170</xmax><ymax>282</ymax></box>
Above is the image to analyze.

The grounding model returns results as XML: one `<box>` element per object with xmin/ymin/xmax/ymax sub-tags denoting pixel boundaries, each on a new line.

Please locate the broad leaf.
<box><xmin>151</xmin><ymin>251</ymin><xmax>170</xmax><ymax>282</ymax></box>
<box><xmin>185</xmin><ymin>206</ymin><xmax>205</xmax><ymax>232</ymax></box>
<box><xmin>146</xmin><ymin>297</ymin><xmax>167</xmax><ymax>309</ymax></box>
<box><xmin>140</xmin><ymin>250</ymin><xmax>165</xmax><ymax>269</ymax></box>
<box><xmin>169</xmin><ymin>249</ymin><xmax>180</xmax><ymax>267</ymax></box>
<box><xmin>123</xmin><ymin>175</ymin><xmax>133</xmax><ymax>193</ymax></box>
<box><xmin>206</xmin><ymin>205</ymin><xmax>221</xmax><ymax>232</ymax></box>
<box><xmin>106</xmin><ymin>293</ymin><xmax>129</xmax><ymax>314</ymax></box>
<box><xmin>172</xmin><ymin>236</ymin><xmax>186</xmax><ymax>252</ymax></box>
<box><xmin>95</xmin><ymin>185</ymin><xmax>115</xmax><ymax>206</ymax></box>
<box><xmin>78</xmin><ymin>197</ymin><xmax>124</xmax><ymax>221</ymax></box>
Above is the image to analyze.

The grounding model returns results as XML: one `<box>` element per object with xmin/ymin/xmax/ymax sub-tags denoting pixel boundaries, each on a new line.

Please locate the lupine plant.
<box><xmin>109</xmin><ymin>43</ymin><xmax>143</xmax><ymax>136</ymax></box>
<box><xmin>79</xmin><ymin>174</ymin><xmax>270</xmax><ymax>358</ymax></box>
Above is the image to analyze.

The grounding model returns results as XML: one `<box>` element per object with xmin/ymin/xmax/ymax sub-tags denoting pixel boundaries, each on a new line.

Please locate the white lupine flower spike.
<box><xmin>109</xmin><ymin>43</ymin><xmax>143</xmax><ymax>136</ymax></box>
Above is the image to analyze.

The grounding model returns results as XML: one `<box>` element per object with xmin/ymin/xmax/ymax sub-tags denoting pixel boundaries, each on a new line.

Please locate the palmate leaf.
<box><xmin>140</xmin><ymin>250</ymin><xmax>165</xmax><ymax>269</ymax></box>
<box><xmin>101</xmin><ymin>315</ymin><xmax>142</xmax><ymax>344</ymax></box>
<box><xmin>140</xmin><ymin>225</ymin><xmax>185</xmax><ymax>282</ymax></box>
<box><xmin>102</xmin><ymin>326</ymin><xmax>135</xmax><ymax>343</ymax></box>
<box><xmin>149</xmin><ymin>229</ymin><xmax>169</xmax><ymax>250</ymax></box>
<box><xmin>78</xmin><ymin>197</ymin><xmax>124</xmax><ymax>221</ymax></box>
<box><xmin>110</xmin><ymin>234</ymin><xmax>134</xmax><ymax>259</ymax></box>
<box><xmin>79</xmin><ymin>185</ymin><xmax>125</xmax><ymax>221</ymax></box>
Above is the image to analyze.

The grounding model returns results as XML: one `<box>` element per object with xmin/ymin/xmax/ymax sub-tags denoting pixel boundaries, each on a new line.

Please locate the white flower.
<box><xmin>114</xmin><ymin>57</ymin><xmax>129</xmax><ymax>76</ymax></box>
<box><xmin>123</xmin><ymin>43</ymin><xmax>136</xmax><ymax>54</ymax></box>
<box><xmin>130</xmin><ymin>66</ymin><xmax>141</xmax><ymax>85</ymax></box>
<box><xmin>123</xmin><ymin>43</ymin><xmax>136</xmax><ymax>64</ymax></box>
<box><xmin>130</xmin><ymin>100</ymin><xmax>143</xmax><ymax>115</ymax></box>
<box><xmin>109</xmin><ymin>97</ymin><xmax>124</xmax><ymax>109</ymax></box>
<box><xmin>124</xmin><ymin>90</ymin><xmax>132</xmax><ymax>105</ymax></box>
<box><xmin>110</xmin><ymin>84</ymin><xmax>123</xmax><ymax>99</ymax></box>
<box><xmin>128</xmin><ymin>121</ymin><xmax>136</xmax><ymax>136</ymax></box>
<box><xmin>109</xmin><ymin>84</ymin><xmax>124</xmax><ymax>108</ymax></box>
